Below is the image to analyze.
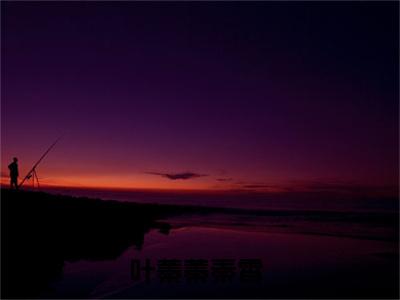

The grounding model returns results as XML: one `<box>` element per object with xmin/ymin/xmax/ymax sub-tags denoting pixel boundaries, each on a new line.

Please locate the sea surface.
<box><xmin>29</xmin><ymin>186</ymin><xmax>399</xmax><ymax>298</ymax></box>
<box><xmin>44</xmin><ymin>226</ymin><xmax>398</xmax><ymax>298</ymax></box>
<box><xmin>37</xmin><ymin>186</ymin><xmax>398</xmax><ymax>241</ymax></box>
<box><xmin>38</xmin><ymin>185</ymin><xmax>397</xmax><ymax>212</ymax></box>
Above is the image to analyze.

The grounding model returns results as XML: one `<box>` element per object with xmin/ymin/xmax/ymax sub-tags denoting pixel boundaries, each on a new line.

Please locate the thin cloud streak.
<box><xmin>216</xmin><ymin>178</ymin><xmax>233</xmax><ymax>182</ymax></box>
<box><xmin>212</xmin><ymin>178</ymin><xmax>398</xmax><ymax>197</ymax></box>
<box><xmin>145</xmin><ymin>172</ymin><xmax>207</xmax><ymax>180</ymax></box>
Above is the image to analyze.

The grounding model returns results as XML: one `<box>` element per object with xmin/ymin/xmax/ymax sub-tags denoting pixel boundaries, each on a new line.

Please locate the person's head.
<box><xmin>13</xmin><ymin>157</ymin><xmax>18</xmax><ymax>163</ymax></box>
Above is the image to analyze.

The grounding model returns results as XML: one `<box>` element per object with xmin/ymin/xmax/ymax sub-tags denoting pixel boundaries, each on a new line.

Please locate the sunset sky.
<box><xmin>1</xmin><ymin>2</ymin><xmax>398</xmax><ymax>195</ymax></box>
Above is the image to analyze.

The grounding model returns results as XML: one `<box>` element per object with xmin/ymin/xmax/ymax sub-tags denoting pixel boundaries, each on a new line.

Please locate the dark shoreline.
<box><xmin>1</xmin><ymin>188</ymin><xmax>174</xmax><ymax>298</ymax></box>
<box><xmin>1</xmin><ymin>188</ymin><xmax>399</xmax><ymax>299</ymax></box>
<box><xmin>13</xmin><ymin>188</ymin><xmax>399</xmax><ymax>243</ymax></box>
<box><xmin>4</xmin><ymin>188</ymin><xmax>399</xmax><ymax>224</ymax></box>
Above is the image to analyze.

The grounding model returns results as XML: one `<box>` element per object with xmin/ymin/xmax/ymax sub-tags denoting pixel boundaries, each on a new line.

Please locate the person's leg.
<box><xmin>11</xmin><ymin>177</ymin><xmax>18</xmax><ymax>190</ymax></box>
<box><xmin>10</xmin><ymin>178</ymin><xmax>13</xmax><ymax>189</ymax></box>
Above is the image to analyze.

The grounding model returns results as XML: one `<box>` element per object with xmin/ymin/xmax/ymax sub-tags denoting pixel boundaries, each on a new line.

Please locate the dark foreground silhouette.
<box><xmin>2</xmin><ymin>189</ymin><xmax>399</xmax><ymax>299</ymax></box>
<box><xmin>1</xmin><ymin>189</ymin><xmax>173</xmax><ymax>299</ymax></box>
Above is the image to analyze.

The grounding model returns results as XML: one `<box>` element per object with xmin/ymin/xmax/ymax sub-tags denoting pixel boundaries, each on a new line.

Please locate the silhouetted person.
<box><xmin>8</xmin><ymin>157</ymin><xmax>19</xmax><ymax>190</ymax></box>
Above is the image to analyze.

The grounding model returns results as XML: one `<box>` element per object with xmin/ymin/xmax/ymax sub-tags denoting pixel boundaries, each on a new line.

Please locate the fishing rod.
<box><xmin>19</xmin><ymin>136</ymin><xmax>63</xmax><ymax>188</ymax></box>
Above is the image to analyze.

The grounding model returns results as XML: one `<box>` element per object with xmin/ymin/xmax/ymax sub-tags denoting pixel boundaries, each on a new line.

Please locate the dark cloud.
<box><xmin>241</xmin><ymin>184</ymin><xmax>273</xmax><ymax>189</ymax></box>
<box><xmin>145</xmin><ymin>172</ymin><xmax>207</xmax><ymax>180</ymax></box>
<box><xmin>230</xmin><ymin>180</ymin><xmax>279</xmax><ymax>189</ymax></box>
<box><xmin>221</xmin><ymin>181</ymin><xmax>283</xmax><ymax>192</ymax></box>
<box><xmin>216</xmin><ymin>178</ymin><xmax>233</xmax><ymax>182</ymax></box>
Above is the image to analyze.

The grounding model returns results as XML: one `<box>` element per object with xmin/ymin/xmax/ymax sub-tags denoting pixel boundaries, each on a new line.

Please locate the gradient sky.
<box><xmin>1</xmin><ymin>2</ymin><xmax>398</xmax><ymax>194</ymax></box>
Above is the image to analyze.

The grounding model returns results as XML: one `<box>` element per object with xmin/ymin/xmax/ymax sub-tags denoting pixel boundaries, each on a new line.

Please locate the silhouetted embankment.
<box><xmin>1</xmin><ymin>188</ymin><xmax>398</xmax><ymax>298</ymax></box>
<box><xmin>1</xmin><ymin>189</ymin><xmax>174</xmax><ymax>299</ymax></box>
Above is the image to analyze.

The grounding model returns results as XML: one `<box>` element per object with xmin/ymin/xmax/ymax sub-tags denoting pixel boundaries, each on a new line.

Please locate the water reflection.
<box><xmin>4</xmin><ymin>219</ymin><xmax>170</xmax><ymax>298</ymax></box>
<box><xmin>2</xmin><ymin>190</ymin><xmax>398</xmax><ymax>299</ymax></box>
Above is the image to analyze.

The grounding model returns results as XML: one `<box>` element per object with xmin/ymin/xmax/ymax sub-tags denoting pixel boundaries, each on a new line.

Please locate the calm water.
<box><xmin>38</xmin><ymin>186</ymin><xmax>398</xmax><ymax>241</ymax></box>
<box><xmin>23</xmin><ymin>186</ymin><xmax>398</xmax><ymax>298</ymax></box>
<box><xmin>44</xmin><ymin>226</ymin><xmax>398</xmax><ymax>298</ymax></box>
<box><xmin>38</xmin><ymin>186</ymin><xmax>397</xmax><ymax>212</ymax></box>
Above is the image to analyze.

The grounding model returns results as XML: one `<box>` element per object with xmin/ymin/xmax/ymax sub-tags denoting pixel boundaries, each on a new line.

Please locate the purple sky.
<box><xmin>1</xmin><ymin>2</ymin><xmax>398</xmax><ymax>194</ymax></box>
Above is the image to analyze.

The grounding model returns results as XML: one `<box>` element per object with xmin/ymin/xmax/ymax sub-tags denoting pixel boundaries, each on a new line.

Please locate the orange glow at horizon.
<box><xmin>1</xmin><ymin>171</ymin><xmax>397</xmax><ymax>198</ymax></box>
<box><xmin>0</xmin><ymin>173</ymin><xmax>232</xmax><ymax>192</ymax></box>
